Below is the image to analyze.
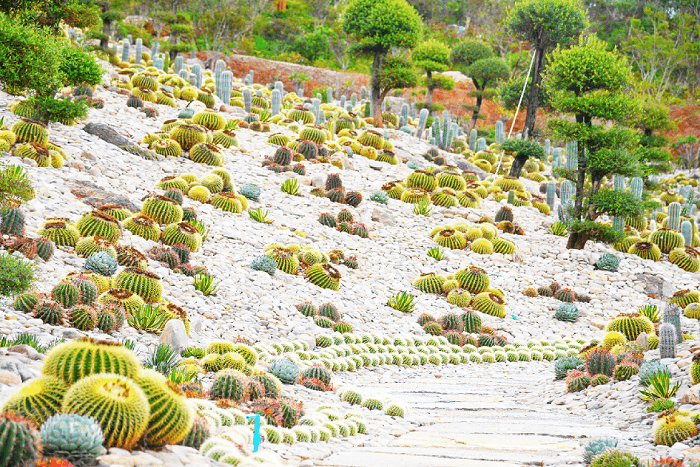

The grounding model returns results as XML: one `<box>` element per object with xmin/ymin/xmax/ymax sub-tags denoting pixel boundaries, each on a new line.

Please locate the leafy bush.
<box><xmin>0</xmin><ymin>163</ymin><xmax>35</xmax><ymax>208</ymax></box>
<box><xmin>0</xmin><ymin>253</ymin><xmax>35</xmax><ymax>296</ymax></box>
<box><xmin>59</xmin><ymin>45</ymin><xmax>103</xmax><ymax>87</ymax></box>
<box><xmin>25</xmin><ymin>95</ymin><xmax>89</xmax><ymax>125</ymax></box>
<box><xmin>0</xmin><ymin>12</ymin><xmax>63</xmax><ymax>95</ymax></box>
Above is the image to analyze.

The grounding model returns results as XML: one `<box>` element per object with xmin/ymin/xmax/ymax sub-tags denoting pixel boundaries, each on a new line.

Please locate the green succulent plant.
<box><xmin>40</xmin><ymin>413</ymin><xmax>104</xmax><ymax>465</ymax></box>
<box><xmin>387</xmin><ymin>291</ymin><xmax>415</xmax><ymax>313</ymax></box>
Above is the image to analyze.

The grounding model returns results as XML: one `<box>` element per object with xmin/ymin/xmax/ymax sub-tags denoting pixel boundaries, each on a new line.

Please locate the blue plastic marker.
<box><xmin>246</xmin><ymin>414</ymin><xmax>262</xmax><ymax>452</ymax></box>
<box><xmin>511</xmin><ymin>314</ymin><xmax>518</xmax><ymax>320</ymax></box>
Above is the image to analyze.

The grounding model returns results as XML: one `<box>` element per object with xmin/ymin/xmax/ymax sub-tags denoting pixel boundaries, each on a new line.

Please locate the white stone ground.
<box><xmin>1</xmin><ymin>61</ymin><xmax>699</xmax><ymax>466</ymax></box>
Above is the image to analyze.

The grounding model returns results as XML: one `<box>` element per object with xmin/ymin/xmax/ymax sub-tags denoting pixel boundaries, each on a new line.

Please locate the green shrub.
<box><xmin>26</xmin><ymin>95</ymin><xmax>89</xmax><ymax>125</ymax></box>
<box><xmin>59</xmin><ymin>45</ymin><xmax>103</xmax><ymax>87</ymax></box>
<box><xmin>0</xmin><ymin>253</ymin><xmax>35</xmax><ymax>296</ymax></box>
<box><xmin>0</xmin><ymin>12</ymin><xmax>63</xmax><ymax>95</ymax></box>
<box><xmin>0</xmin><ymin>163</ymin><xmax>35</xmax><ymax>208</ymax></box>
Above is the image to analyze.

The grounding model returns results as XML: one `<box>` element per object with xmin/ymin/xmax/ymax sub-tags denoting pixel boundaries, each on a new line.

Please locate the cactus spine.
<box><xmin>659</xmin><ymin>323</ymin><xmax>677</xmax><ymax>358</ymax></box>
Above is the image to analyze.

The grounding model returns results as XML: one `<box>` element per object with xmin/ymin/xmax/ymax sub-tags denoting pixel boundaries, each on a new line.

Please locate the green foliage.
<box><xmin>501</xmin><ymin>139</ymin><xmax>545</xmax><ymax>162</ymax></box>
<box><xmin>0</xmin><ymin>12</ymin><xmax>63</xmax><ymax>95</ymax></box>
<box><xmin>143</xmin><ymin>344</ymin><xmax>180</xmax><ymax>376</ymax></box>
<box><xmin>378</xmin><ymin>56</ymin><xmax>418</xmax><ymax>98</ymax></box>
<box><xmin>128</xmin><ymin>304</ymin><xmax>169</xmax><ymax>333</ymax></box>
<box><xmin>646</xmin><ymin>399</ymin><xmax>675</xmax><ymax>413</ymax></box>
<box><xmin>25</xmin><ymin>95</ymin><xmax>89</xmax><ymax>125</ymax></box>
<box><xmin>427</xmin><ymin>246</ymin><xmax>444</xmax><ymax>260</ymax></box>
<box><xmin>387</xmin><ymin>291</ymin><xmax>415</xmax><ymax>312</ymax></box>
<box><xmin>343</xmin><ymin>0</ymin><xmax>423</xmax><ymax>55</ymax></box>
<box><xmin>248</xmin><ymin>208</ymin><xmax>273</xmax><ymax>224</ymax></box>
<box><xmin>583</xmin><ymin>438</ymin><xmax>618</xmax><ymax>464</ymax></box>
<box><xmin>506</xmin><ymin>0</ymin><xmax>589</xmax><ymax>50</ymax></box>
<box><xmin>59</xmin><ymin>45</ymin><xmax>103</xmax><ymax>87</ymax></box>
<box><xmin>639</xmin><ymin>371</ymin><xmax>681</xmax><ymax>401</ymax></box>
<box><xmin>450</xmin><ymin>39</ymin><xmax>493</xmax><ymax>71</ymax></box>
<box><xmin>589</xmin><ymin>189</ymin><xmax>643</xmax><ymax>218</ymax></box>
<box><xmin>413</xmin><ymin>200</ymin><xmax>432</xmax><ymax>216</ymax></box>
<box><xmin>411</xmin><ymin>39</ymin><xmax>451</xmax><ymax>74</ymax></box>
<box><xmin>590</xmin><ymin>449</ymin><xmax>639</xmax><ymax>467</ymax></box>
<box><xmin>0</xmin><ymin>163</ymin><xmax>35</xmax><ymax>208</ymax></box>
<box><xmin>193</xmin><ymin>273</ymin><xmax>219</xmax><ymax>295</ymax></box>
<box><xmin>0</xmin><ymin>253</ymin><xmax>35</xmax><ymax>296</ymax></box>
<box><xmin>468</xmin><ymin>57</ymin><xmax>510</xmax><ymax>88</ymax></box>
<box><xmin>498</xmin><ymin>75</ymin><xmax>552</xmax><ymax>111</ymax></box>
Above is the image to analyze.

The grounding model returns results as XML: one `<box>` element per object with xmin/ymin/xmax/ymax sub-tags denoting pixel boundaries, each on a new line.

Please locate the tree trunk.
<box><xmin>100</xmin><ymin>19</ymin><xmax>111</xmax><ymax>50</ymax></box>
<box><xmin>426</xmin><ymin>70</ymin><xmax>434</xmax><ymax>107</ymax></box>
<box><xmin>469</xmin><ymin>85</ymin><xmax>483</xmax><ymax>132</ymax></box>
<box><xmin>522</xmin><ymin>46</ymin><xmax>546</xmax><ymax>140</ymax></box>
<box><xmin>371</xmin><ymin>52</ymin><xmax>385</xmax><ymax>127</ymax></box>
<box><xmin>508</xmin><ymin>155</ymin><xmax>528</xmax><ymax>178</ymax></box>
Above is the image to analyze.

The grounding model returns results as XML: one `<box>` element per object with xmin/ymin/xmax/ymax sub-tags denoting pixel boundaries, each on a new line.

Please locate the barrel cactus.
<box><xmin>40</xmin><ymin>414</ymin><xmax>104</xmax><ymax>465</ymax></box>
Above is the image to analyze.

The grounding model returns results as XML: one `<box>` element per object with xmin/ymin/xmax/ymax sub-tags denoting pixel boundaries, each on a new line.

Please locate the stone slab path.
<box><xmin>318</xmin><ymin>367</ymin><xmax>621</xmax><ymax>467</ymax></box>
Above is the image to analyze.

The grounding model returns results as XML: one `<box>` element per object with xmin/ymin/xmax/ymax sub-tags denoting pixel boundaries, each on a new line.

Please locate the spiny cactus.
<box><xmin>659</xmin><ymin>323</ymin><xmax>677</xmax><ymax>359</ymax></box>
<box><xmin>653</xmin><ymin>411</ymin><xmax>698</xmax><ymax>446</ymax></box>
<box><xmin>62</xmin><ymin>373</ymin><xmax>150</xmax><ymax>449</ymax></box>
<box><xmin>1</xmin><ymin>375</ymin><xmax>68</xmax><ymax>426</ymax></box>
<box><xmin>0</xmin><ymin>412</ymin><xmax>42</xmax><ymax>466</ymax></box>
<box><xmin>585</xmin><ymin>349</ymin><xmax>615</xmax><ymax>377</ymax></box>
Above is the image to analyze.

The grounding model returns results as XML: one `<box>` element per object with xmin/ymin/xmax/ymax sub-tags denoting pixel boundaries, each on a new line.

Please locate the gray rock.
<box><xmin>454</xmin><ymin>159</ymin><xmax>488</xmax><ymax>179</ymax></box>
<box><xmin>372</xmin><ymin>207</ymin><xmax>395</xmax><ymax>225</ymax></box>
<box><xmin>159</xmin><ymin>319</ymin><xmax>188</xmax><ymax>353</ymax></box>
<box><xmin>0</xmin><ymin>357</ymin><xmax>35</xmax><ymax>382</ymax></box>
<box><xmin>637</xmin><ymin>273</ymin><xmax>669</xmax><ymax>299</ymax></box>
<box><xmin>310</xmin><ymin>174</ymin><xmax>325</xmax><ymax>188</ymax></box>
<box><xmin>71</xmin><ymin>180</ymin><xmax>140</xmax><ymax>212</ymax></box>
<box><xmin>6</xmin><ymin>345</ymin><xmax>42</xmax><ymax>361</ymax></box>
<box><xmin>0</xmin><ymin>369</ymin><xmax>21</xmax><ymax>385</ymax></box>
<box><xmin>83</xmin><ymin>122</ymin><xmax>130</xmax><ymax>147</ymax></box>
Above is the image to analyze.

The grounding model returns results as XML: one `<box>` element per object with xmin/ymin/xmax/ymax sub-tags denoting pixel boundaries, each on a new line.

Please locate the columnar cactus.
<box><xmin>191</xmin><ymin>64</ymin><xmax>203</xmax><ymax>89</ymax></box>
<box><xmin>565</xmin><ymin>141</ymin><xmax>577</xmax><ymax>170</ymax></box>
<box><xmin>663</xmin><ymin>303</ymin><xmax>683</xmax><ymax>344</ymax></box>
<box><xmin>121</xmin><ymin>39</ymin><xmax>129</xmax><ymax>63</ymax></box>
<box><xmin>416</xmin><ymin>108</ymin><xmax>429</xmax><ymax>139</ymax></box>
<box><xmin>681</xmin><ymin>220</ymin><xmax>693</xmax><ymax>246</ymax></box>
<box><xmin>630</xmin><ymin>177</ymin><xmax>643</xmax><ymax>198</ymax></box>
<box><xmin>495</xmin><ymin>121</ymin><xmax>504</xmax><ymax>144</ymax></box>
<box><xmin>218</xmin><ymin>71</ymin><xmax>233</xmax><ymax>105</ymax></box>
<box><xmin>326</xmin><ymin>86</ymin><xmax>333</xmax><ymax>103</ymax></box>
<box><xmin>659</xmin><ymin>323</ymin><xmax>677</xmax><ymax>358</ymax></box>
<box><xmin>546</xmin><ymin>181</ymin><xmax>556</xmax><ymax>211</ymax></box>
<box><xmin>152</xmin><ymin>40</ymin><xmax>159</xmax><ymax>57</ymax></box>
<box><xmin>174</xmin><ymin>56</ymin><xmax>184</xmax><ymax>75</ymax></box>
<box><xmin>271</xmin><ymin>89</ymin><xmax>281</xmax><ymax>116</ymax></box>
<box><xmin>668</xmin><ymin>202</ymin><xmax>682</xmax><ymax>231</ymax></box>
<box><xmin>243</xmin><ymin>88</ymin><xmax>252</xmax><ymax>113</ymax></box>
<box><xmin>135</xmin><ymin>38</ymin><xmax>142</xmax><ymax>64</ymax></box>
<box><xmin>468</xmin><ymin>129</ymin><xmax>477</xmax><ymax>151</ymax></box>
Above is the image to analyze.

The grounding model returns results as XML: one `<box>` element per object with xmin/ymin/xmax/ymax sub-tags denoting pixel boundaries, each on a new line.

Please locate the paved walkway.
<box><xmin>318</xmin><ymin>369</ymin><xmax>618</xmax><ymax>467</ymax></box>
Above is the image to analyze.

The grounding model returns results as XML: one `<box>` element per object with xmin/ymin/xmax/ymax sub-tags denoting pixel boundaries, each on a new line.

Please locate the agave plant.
<box><xmin>168</xmin><ymin>366</ymin><xmax>199</xmax><ymax>384</ymax></box>
<box><xmin>413</xmin><ymin>200</ymin><xmax>432</xmax><ymax>216</ymax></box>
<box><xmin>225</xmin><ymin>119</ymin><xmax>239</xmax><ymax>130</ymax></box>
<box><xmin>281</xmin><ymin>179</ymin><xmax>300</xmax><ymax>196</ymax></box>
<box><xmin>194</xmin><ymin>273</ymin><xmax>219</xmax><ymax>295</ymax></box>
<box><xmin>639</xmin><ymin>371</ymin><xmax>681</xmax><ymax>401</ymax></box>
<box><xmin>143</xmin><ymin>343</ymin><xmax>180</xmax><ymax>375</ymax></box>
<box><xmin>128</xmin><ymin>304</ymin><xmax>169</xmax><ymax>333</ymax></box>
<box><xmin>189</xmin><ymin>218</ymin><xmax>209</xmax><ymax>242</ymax></box>
<box><xmin>427</xmin><ymin>247</ymin><xmax>444</xmax><ymax>260</ymax></box>
<box><xmin>387</xmin><ymin>291</ymin><xmax>416</xmax><ymax>313</ymax></box>
<box><xmin>249</xmin><ymin>208</ymin><xmax>273</xmax><ymax>224</ymax></box>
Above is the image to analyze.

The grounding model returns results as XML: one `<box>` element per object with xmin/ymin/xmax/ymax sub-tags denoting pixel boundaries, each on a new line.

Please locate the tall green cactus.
<box><xmin>544</xmin><ymin>138</ymin><xmax>551</xmax><ymax>156</ymax></box>
<box><xmin>351</xmin><ymin>93</ymin><xmax>357</xmax><ymax>107</ymax></box>
<box><xmin>495</xmin><ymin>121</ymin><xmax>504</xmax><ymax>144</ymax></box>
<box><xmin>271</xmin><ymin>89</ymin><xmax>281</xmax><ymax>116</ymax></box>
<box><xmin>121</xmin><ymin>39</ymin><xmax>129</xmax><ymax>63</ymax></box>
<box><xmin>552</xmin><ymin>148</ymin><xmax>561</xmax><ymax>168</ymax></box>
<box><xmin>416</xmin><ymin>108</ymin><xmax>428</xmax><ymax>138</ymax></box>
<box><xmin>663</xmin><ymin>304</ymin><xmax>683</xmax><ymax>344</ymax></box>
<box><xmin>340</xmin><ymin>95</ymin><xmax>346</xmax><ymax>108</ymax></box>
<box><xmin>243</xmin><ymin>88</ymin><xmax>252</xmax><ymax>113</ymax></box>
<box><xmin>565</xmin><ymin>141</ymin><xmax>578</xmax><ymax>170</ymax></box>
<box><xmin>135</xmin><ymin>38</ymin><xmax>142</xmax><ymax>64</ymax></box>
<box><xmin>559</xmin><ymin>180</ymin><xmax>575</xmax><ymax>224</ymax></box>
<box><xmin>178</xmin><ymin>69</ymin><xmax>188</xmax><ymax>82</ymax></box>
<box><xmin>546</xmin><ymin>181</ymin><xmax>556</xmax><ymax>211</ymax></box>
<box><xmin>469</xmin><ymin>129</ymin><xmax>477</xmax><ymax>151</ymax></box>
<box><xmin>477</xmin><ymin>137</ymin><xmax>486</xmax><ymax>151</ymax></box>
<box><xmin>630</xmin><ymin>177</ymin><xmax>643</xmax><ymax>198</ymax></box>
<box><xmin>400</xmin><ymin>104</ymin><xmax>409</xmax><ymax>128</ymax></box>
<box><xmin>681</xmin><ymin>220</ymin><xmax>693</xmax><ymax>246</ymax></box>
<box><xmin>326</xmin><ymin>87</ymin><xmax>333</xmax><ymax>103</ymax></box>
<box><xmin>613</xmin><ymin>175</ymin><xmax>625</xmax><ymax>191</ymax></box>
<box><xmin>152</xmin><ymin>40</ymin><xmax>159</xmax><ymax>57</ymax></box>
<box><xmin>153</xmin><ymin>57</ymin><xmax>164</xmax><ymax>71</ymax></box>
<box><xmin>191</xmin><ymin>64</ymin><xmax>203</xmax><ymax>89</ymax></box>
<box><xmin>659</xmin><ymin>323</ymin><xmax>676</xmax><ymax>358</ymax></box>
<box><xmin>218</xmin><ymin>71</ymin><xmax>232</xmax><ymax>105</ymax></box>
<box><xmin>668</xmin><ymin>202</ymin><xmax>682</xmax><ymax>231</ymax></box>
<box><xmin>174</xmin><ymin>56</ymin><xmax>184</xmax><ymax>75</ymax></box>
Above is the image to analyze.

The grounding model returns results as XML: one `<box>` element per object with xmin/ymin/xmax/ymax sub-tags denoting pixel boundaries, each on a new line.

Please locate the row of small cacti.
<box><xmin>522</xmin><ymin>281</ymin><xmax>590</xmax><ymax>303</ymax></box>
<box><xmin>2</xmin><ymin>118</ymin><xmax>71</xmax><ymax>168</ymax></box>
<box><xmin>308</xmin><ymin>173</ymin><xmax>364</xmax><ymax>207</ymax></box>
<box><xmin>562</xmin><ymin>345</ymin><xmax>646</xmax><ymax>393</ymax></box>
<box><xmin>318</xmin><ymin>209</ymin><xmax>369</xmax><ymax>238</ymax></box>
<box><xmin>336</xmin><ymin>385</ymin><xmax>406</xmax><ymax>418</ymax></box>
<box><xmin>295</xmin><ymin>302</ymin><xmax>353</xmax><ymax>334</ymax></box>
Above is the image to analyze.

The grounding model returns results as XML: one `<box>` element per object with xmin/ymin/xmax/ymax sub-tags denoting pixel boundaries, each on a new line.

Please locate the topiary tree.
<box><xmin>343</xmin><ymin>0</ymin><xmax>422</xmax><ymax>127</ymax></box>
<box><xmin>502</xmin><ymin>139</ymin><xmax>545</xmax><ymax>177</ymax></box>
<box><xmin>450</xmin><ymin>39</ymin><xmax>509</xmax><ymax>131</ymax></box>
<box><xmin>376</xmin><ymin>55</ymin><xmax>418</xmax><ymax>104</ymax></box>
<box><xmin>411</xmin><ymin>40</ymin><xmax>454</xmax><ymax>111</ymax></box>
<box><xmin>505</xmin><ymin>0</ymin><xmax>589</xmax><ymax>139</ymax></box>
<box><xmin>545</xmin><ymin>36</ymin><xmax>645</xmax><ymax>250</ymax></box>
<box><xmin>634</xmin><ymin>98</ymin><xmax>675</xmax><ymax>176</ymax></box>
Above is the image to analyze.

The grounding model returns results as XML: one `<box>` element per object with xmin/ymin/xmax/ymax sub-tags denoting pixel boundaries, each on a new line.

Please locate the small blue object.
<box><xmin>246</xmin><ymin>414</ymin><xmax>262</xmax><ymax>452</ymax></box>
<box><xmin>511</xmin><ymin>314</ymin><xmax>518</xmax><ymax>320</ymax></box>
